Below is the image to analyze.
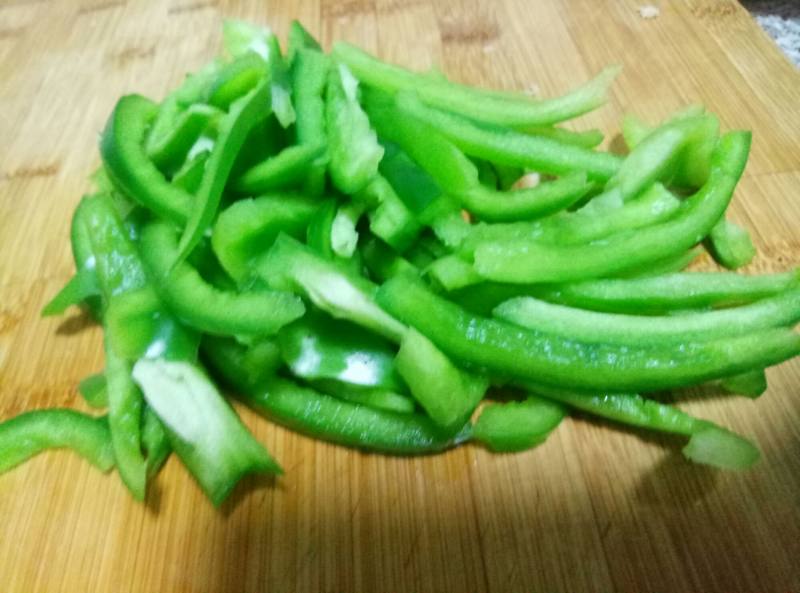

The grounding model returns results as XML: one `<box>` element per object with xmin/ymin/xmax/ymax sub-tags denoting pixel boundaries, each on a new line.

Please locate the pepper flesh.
<box><xmin>473</xmin><ymin>131</ymin><xmax>750</xmax><ymax>283</ymax></box>
<box><xmin>376</xmin><ymin>274</ymin><xmax>800</xmax><ymax>392</ymax></box>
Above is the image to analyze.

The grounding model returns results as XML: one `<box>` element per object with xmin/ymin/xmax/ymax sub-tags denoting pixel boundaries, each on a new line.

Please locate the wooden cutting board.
<box><xmin>1</xmin><ymin>1</ymin><xmax>799</xmax><ymax>591</ymax></box>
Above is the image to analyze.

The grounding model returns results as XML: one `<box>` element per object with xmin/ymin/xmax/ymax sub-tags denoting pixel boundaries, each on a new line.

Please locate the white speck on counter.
<box><xmin>638</xmin><ymin>5</ymin><xmax>660</xmax><ymax>19</ymax></box>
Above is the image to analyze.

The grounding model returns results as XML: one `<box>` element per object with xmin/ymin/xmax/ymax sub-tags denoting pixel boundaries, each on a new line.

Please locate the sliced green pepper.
<box><xmin>530</xmin><ymin>269</ymin><xmax>799</xmax><ymax>314</ymax></box>
<box><xmin>101</xmin><ymin>95</ymin><xmax>193</xmax><ymax>224</ymax></box>
<box><xmin>133</xmin><ymin>358</ymin><xmax>282</xmax><ymax>506</ymax></box>
<box><xmin>211</xmin><ymin>192</ymin><xmax>319</xmax><ymax>283</ymax></box>
<box><xmin>78</xmin><ymin>373</ymin><xmax>108</xmax><ymax>409</ymax></box>
<box><xmin>0</xmin><ymin>410</ymin><xmax>115</xmax><ymax>475</ymax></box>
<box><xmin>708</xmin><ymin>219</ymin><xmax>756</xmax><ymax>270</ymax></box>
<box><xmin>307</xmin><ymin>379</ymin><xmax>416</xmax><ymax>414</ymax></box>
<box><xmin>278</xmin><ymin>312</ymin><xmax>404</xmax><ymax>391</ymax></box>
<box><xmin>325</xmin><ymin>63</ymin><xmax>383</xmax><ymax>194</ymax></box>
<box><xmin>201</xmin><ymin>335</ymin><xmax>283</xmax><ymax>394</ymax></box>
<box><xmin>287</xmin><ymin>19</ymin><xmax>322</xmax><ymax>63</ymax></box>
<box><xmin>142</xmin><ymin>405</ymin><xmax>171</xmax><ymax>479</ymax></box>
<box><xmin>393</xmin><ymin>92</ymin><xmax>622</xmax><ymax>181</ymax></box>
<box><xmin>258</xmin><ymin>234</ymin><xmax>405</xmax><ymax>342</ymax></box>
<box><xmin>140</xmin><ymin>221</ymin><xmax>305</xmax><ymax>338</ymax></box>
<box><xmin>241</xmin><ymin>377</ymin><xmax>470</xmax><ymax>454</ymax></box>
<box><xmin>360</xmin><ymin>236</ymin><xmax>419</xmax><ymax>282</ymax></box>
<box><xmin>473</xmin><ymin>132</ymin><xmax>750</xmax><ymax>283</ymax></box>
<box><xmin>292</xmin><ymin>47</ymin><xmax>330</xmax><ymax>196</ymax></box>
<box><xmin>473</xmin><ymin>396</ymin><xmax>565</xmax><ymax>452</ymax></box>
<box><xmin>104</xmin><ymin>337</ymin><xmax>146</xmax><ymax>500</ymax></box>
<box><xmin>234</xmin><ymin>142</ymin><xmax>326</xmax><ymax>194</ymax></box>
<box><xmin>376</xmin><ymin>274</ymin><xmax>800</xmax><ymax>392</ymax></box>
<box><xmin>334</xmin><ymin>41</ymin><xmax>618</xmax><ymax>127</ymax></box>
<box><xmin>494</xmin><ymin>286</ymin><xmax>800</xmax><ymax>346</ymax></box>
<box><xmin>175</xmin><ymin>80</ymin><xmax>271</xmax><ymax>265</ymax></box>
<box><xmin>146</xmin><ymin>104</ymin><xmax>221</xmax><ymax>176</ymax></box>
<box><xmin>524</xmin><ymin>384</ymin><xmax>759</xmax><ymax>470</ymax></box>
<box><xmin>395</xmin><ymin>328</ymin><xmax>487</xmax><ymax>429</ymax></box>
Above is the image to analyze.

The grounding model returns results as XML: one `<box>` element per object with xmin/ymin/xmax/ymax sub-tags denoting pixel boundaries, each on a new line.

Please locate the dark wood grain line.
<box><xmin>166</xmin><ymin>0</ymin><xmax>215</xmax><ymax>14</ymax></box>
<box><xmin>76</xmin><ymin>0</ymin><xmax>125</xmax><ymax>16</ymax></box>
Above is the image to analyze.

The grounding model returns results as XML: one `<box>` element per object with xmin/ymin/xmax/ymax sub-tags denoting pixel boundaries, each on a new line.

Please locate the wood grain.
<box><xmin>1</xmin><ymin>1</ymin><xmax>799</xmax><ymax>591</ymax></box>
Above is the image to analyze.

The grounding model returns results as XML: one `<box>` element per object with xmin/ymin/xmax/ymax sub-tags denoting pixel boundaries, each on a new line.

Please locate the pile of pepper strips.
<box><xmin>1</xmin><ymin>20</ymin><xmax>799</xmax><ymax>506</ymax></box>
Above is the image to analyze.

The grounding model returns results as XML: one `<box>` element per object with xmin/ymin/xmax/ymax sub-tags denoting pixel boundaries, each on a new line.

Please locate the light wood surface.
<box><xmin>1</xmin><ymin>1</ymin><xmax>799</xmax><ymax>591</ymax></box>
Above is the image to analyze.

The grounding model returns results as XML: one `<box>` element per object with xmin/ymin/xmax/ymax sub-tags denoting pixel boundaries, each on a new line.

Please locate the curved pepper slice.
<box><xmin>529</xmin><ymin>270</ymin><xmax>800</xmax><ymax>314</ymax></box>
<box><xmin>393</xmin><ymin>92</ymin><xmax>622</xmax><ymax>181</ymax></box>
<box><xmin>333</xmin><ymin>41</ymin><xmax>618</xmax><ymax>128</ymax></box>
<box><xmin>278</xmin><ymin>311</ymin><xmax>404</xmax><ymax>391</ymax></box>
<box><xmin>376</xmin><ymin>274</ymin><xmax>800</xmax><ymax>393</ymax></box>
<box><xmin>292</xmin><ymin>47</ymin><xmax>329</xmax><ymax>196</ymax></box>
<box><xmin>494</xmin><ymin>286</ymin><xmax>800</xmax><ymax>346</ymax></box>
<box><xmin>0</xmin><ymin>410</ymin><xmax>115</xmax><ymax>475</ymax></box>
<box><xmin>473</xmin><ymin>131</ymin><xmax>750</xmax><ymax>283</ymax></box>
<box><xmin>100</xmin><ymin>95</ymin><xmax>193</xmax><ymax>224</ymax></box>
<box><xmin>140</xmin><ymin>221</ymin><xmax>305</xmax><ymax>338</ymax></box>
<box><xmin>175</xmin><ymin>80</ymin><xmax>271</xmax><ymax>265</ymax></box>
<box><xmin>241</xmin><ymin>377</ymin><xmax>470</xmax><ymax>454</ymax></box>
<box><xmin>234</xmin><ymin>142</ymin><xmax>326</xmax><ymax>194</ymax></box>
<box><xmin>211</xmin><ymin>192</ymin><xmax>318</xmax><ymax>283</ymax></box>
<box><xmin>523</xmin><ymin>384</ymin><xmax>760</xmax><ymax>470</ymax></box>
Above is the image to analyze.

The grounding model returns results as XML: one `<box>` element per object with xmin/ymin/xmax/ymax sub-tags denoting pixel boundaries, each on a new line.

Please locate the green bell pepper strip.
<box><xmin>258</xmin><ymin>234</ymin><xmax>405</xmax><ymax>342</ymax></box>
<box><xmin>462</xmin><ymin>172</ymin><xmax>592</xmax><ymax>222</ymax></box>
<box><xmin>473</xmin><ymin>396</ymin><xmax>565</xmax><ymax>452</ymax></box>
<box><xmin>325</xmin><ymin>63</ymin><xmax>384</xmax><ymax>194</ymax></box>
<box><xmin>363</xmin><ymin>176</ymin><xmax>422</xmax><ymax>251</ymax></box>
<box><xmin>41</xmin><ymin>268</ymin><xmax>100</xmax><ymax>316</ymax></box>
<box><xmin>492</xmin><ymin>162</ymin><xmax>524</xmax><ymax>190</ymax></box>
<box><xmin>494</xmin><ymin>286</ymin><xmax>800</xmax><ymax>346</ymax></box>
<box><xmin>395</xmin><ymin>327</ymin><xmax>488</xmax><ymax>430</ymax></box>
<box><xmin>141</xmin><ymin>405</ymin><xmax>171</xmax><ymax>479</ymax></box>
<box><xmin>524</xmin><ymin>126</ymin><xmax>604</xmax><ymax>149</ymax></box>
<box><xmin>78</xmin><ymin>373</ymin><xmax>108</xmax><ymax>409</ymax></box>
<box><xmin>0</xmin><ymin>410</ymin><xmax>115</xmax><ymax>475</ymax></box>
<box><xmin>622</xmin><ymin>106</ymin><xmax>719</xmax><ymax>188</ymax></box>
<box><xmin>278</xmin><ymin>312</ymin><xmax>405</xmax><ymax>391</ymax></box>
<box><xmin>101</xmin><ymin>95</ymin><xmax>193</xmax><ymax>224</ymax></box>
<box><xmin>146</xmin><ymin>104</ymin><xmax>221</xmax><ymax>176</ymax></box>
<box><xmin>175</xmin><ymin>80</ymin><xmax>271</xmax><ymax>265</ymax></box>
<box><xmin>393</xmin><ymin>92</ymin><xmax>622</xmax><ymax>181</ymax></box>
<box><xmin>240</xmin><ymin>377</ymin><xmax>471</xmax><ymax>454</ymax></box>
<box><xmin>67</xmin><ymin>197</ymin><xmax>105</xmax><ymax>319</ymax></box>
<box><xmin>105</xmin><ymin>287</ymin><xmax>200</xmax><ymax>361</ymax></box>
<box><xmin>132</xmin><ymin>358</ymin><xmax>282</xmax><ymax>506</ymax></box>
<box><xmin>615</xmin><ymin>246</ymin><xmax>703</xmax><ymax>279</ymax></box>
<box><xmin>104</xmin><ymin>337</ymin><xmax>146</xmax><ymax>500</ymax></box>
<box><xmin>708</xmin><ymin>219</ymin><xmax>756</xmax><ymax>270</ymax></box>
<box><xmin>221</xmin><ymin>20</ymin><xmax>295</xmax><ymax>127</ymax></box>
<box><xmin>172</xmin><ymin>150</ymin><xmax>209</xmax><ymax>194</ymax></box>
<box><xmin>201</xmin><ymin>335</ymin><xmax>283</xmax><ymax>394</ymax></box>
<box><xmin>146</xmin><ymin>59</ymin><xmax>222</xmax><ymax>158</ymax></box>
<box><xmin>331</xmin><ymin>202</ymin><xmax>363</xmax><ymax>258</ymax></box>
<box><xmin>426</xmin><ymin>254</ymin><xmax>483</xmax><ymax>291</ymax></box>
<box><xmin>80</xmin><ymin>193</ymin><xmax>149</xmax><ymax>301</ymax></box>
<box><xmin>529</xmin><ymin>270</ymin><xmax>800</xmax><ymax>314</ymax></box>
<box><xmin>376</xmin><ymin>274</ymin><xmax>800</xmax><ymax>393</ymax></box>
<box><xmin>459</xmin><ymin>182</ymin><xmax>679</xmax><ymax>255</ymax></box>
<box><xmin>369</xmin><ymin>94</ymin><xmax>595</xmax><ymax>222</ymax></box>
<box><xmin>473</xmin><ymin>131</ymin><xmax>750</xmax><ymax>283</ymax></box>
<box><xmin>523</xmin><ymin>384</ymin><xmax>759</xmax><ymax>470</ymax></box>
<box><xmin>211</xmin><ymin>192</ymin><xmax>318</xmax><ymax>283</ymax></box>
<box><xmin>333</xmin><ymin>41</ymin><xmax>619</xmax><ymax>127</ymax></box>
<box><xmin>720</xmin><ymin>369</ymin><xmax>768</xmax><ymax>399</ymax></box>
<box><xmin>234</xmin><ymin>142</ymin><xmax>326</xmax><ymax>194</ymax></box>
<box><xmin>287</xmin><ymin>19</ymin><xmax>322</xmax><ymax>63</ymax></box>
<box><xmin>360</xmin><ymin>236</ymin><xmax>419</xmax><ymax>282</ymax></box>
<box><xmin>307</xmin><ymin>379</ymin><xmax>416</xmax><ymax>414</ymax></box>
<box><xmin>545</xmin><ymin>182</ymin><xmax>680</xmax><ymax>245</ymax></box>
<box><xmin>291</xmin><ymin>48</ymin><xmax>330</xmax><ymax>196</ymax></box>
<box><xmin>604</xmin><ymin>116</ymin><xmax>711</xmax><ymax>201</ymax></box>
<box><xmin>140</xmin><ymin>221</ymin><xmax>305</xmax><ymax>338</ymax></box>
<box><xmin>305</xmin><ymin>199</ymin><xmax>338</xmax><ymax>259</ymax></box>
